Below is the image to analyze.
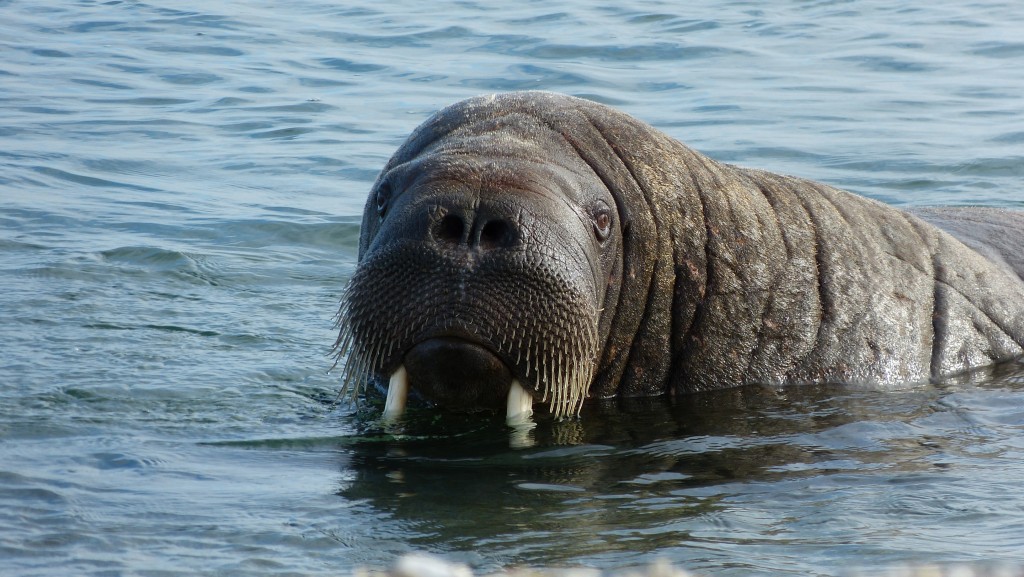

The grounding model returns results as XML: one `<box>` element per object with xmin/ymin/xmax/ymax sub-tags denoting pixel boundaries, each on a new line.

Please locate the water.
<box><xmin>2</xmin><ymin>0</ymin><xmax>1023</xmax><ymax>575</ymax></box>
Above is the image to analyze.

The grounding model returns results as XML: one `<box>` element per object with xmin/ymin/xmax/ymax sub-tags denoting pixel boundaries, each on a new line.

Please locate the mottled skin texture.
<box><xmin>340</xmin><ymin>91</ymin><xmax>1024</xmax><ymax>413</ymax></box>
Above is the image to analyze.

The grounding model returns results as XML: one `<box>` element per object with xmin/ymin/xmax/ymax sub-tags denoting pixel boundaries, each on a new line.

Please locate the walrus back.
<box><xmin>664</xmin><ymin>158</ymin><xmax>1024</xmax><ymax>391</ymax></box>
<box><xmin>587</xmin><ymin>115</ymin><xmax>1024</xmax><ymax>392</ymax></box>
<box><xmin>910</xmin><ymin>207</ymin><xmax>1024</xmax><ymax>282</ymax></box>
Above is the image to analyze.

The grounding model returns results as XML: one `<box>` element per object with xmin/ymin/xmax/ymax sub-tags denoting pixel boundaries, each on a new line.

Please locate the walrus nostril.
<box><xmin>434</xmin><ymin>214</ymin><xmax>465</xmax><ymax>244</ymax></box>
<box><xmin>431</xmin><ymin>212</ymin><xmax>517</xmax><ymax>250</ymax></box>
<box><xmin>479</xmin><ymin>218</ymin><xmax>515</xmax><ymax>249</ymax></box>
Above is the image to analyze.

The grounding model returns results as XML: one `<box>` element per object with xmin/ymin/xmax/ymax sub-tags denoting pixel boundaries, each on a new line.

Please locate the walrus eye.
<box><xmin>374</xmin><ymin>182</ymin><xmax>391</xmax><ymax>218</ymax></box>
<box><xmin>593</xmin><ymin>205</ymin><xmax>612</xmax><ymax>242</ymax></box>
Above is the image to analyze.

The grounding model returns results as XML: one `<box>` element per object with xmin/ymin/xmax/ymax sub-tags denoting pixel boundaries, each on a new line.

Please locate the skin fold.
<box><xmin>336</xmin><ymin>91</ymin><xmax>1024</xmax><ymax>418</ymax></box>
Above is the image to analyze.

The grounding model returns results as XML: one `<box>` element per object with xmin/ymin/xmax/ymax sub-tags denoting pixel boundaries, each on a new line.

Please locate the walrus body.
<box><xmin>336</xmin><ymin>91</ymin><xmax>1024</xmax><ymax>420</ymax></box>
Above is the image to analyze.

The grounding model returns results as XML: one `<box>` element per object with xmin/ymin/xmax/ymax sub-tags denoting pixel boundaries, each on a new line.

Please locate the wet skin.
<box><xmin>335</xmin><ymin>91</ymin><xmax>1024</xmax><ymax>422</ymax></box>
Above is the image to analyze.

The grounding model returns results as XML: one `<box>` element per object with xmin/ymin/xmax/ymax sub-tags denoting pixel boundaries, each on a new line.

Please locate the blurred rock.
<box><xmin>356</xmin><ymin>554</ymin><xmax>1022</xmax><ymax>577</ymax></box>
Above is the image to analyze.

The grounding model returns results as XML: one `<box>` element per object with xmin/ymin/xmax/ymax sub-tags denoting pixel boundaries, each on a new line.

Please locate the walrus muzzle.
<box><xmin>335</xmin><ymin>224</ymin><xmax>602</xmax><ymax>421</ymax></box>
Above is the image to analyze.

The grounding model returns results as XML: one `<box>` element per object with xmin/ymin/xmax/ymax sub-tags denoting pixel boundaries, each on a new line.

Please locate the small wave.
<box><xmin>31</xmin><ymin>166</ymin><xmax>161</xmax><ymax>192</ymax></box>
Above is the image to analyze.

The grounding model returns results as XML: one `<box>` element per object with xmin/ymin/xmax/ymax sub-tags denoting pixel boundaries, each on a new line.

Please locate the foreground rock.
<box><xmin>356</xmin><ymin>553</ymin><xmax>1022</xmax><ymax>577</ymax></box>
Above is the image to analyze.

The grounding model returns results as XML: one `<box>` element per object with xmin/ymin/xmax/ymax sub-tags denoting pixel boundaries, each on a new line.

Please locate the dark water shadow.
<box><xmin>330</xmin><ymin>358</ymin><xmax>1024</xmax><ymax>565</ymax></box>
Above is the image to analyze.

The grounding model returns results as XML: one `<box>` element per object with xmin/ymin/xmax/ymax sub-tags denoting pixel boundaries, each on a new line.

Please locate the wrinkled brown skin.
<box><xmin>354</xmin><ymin>91</ymin><xmax>1024</xmax><ymax>402</ymax></box>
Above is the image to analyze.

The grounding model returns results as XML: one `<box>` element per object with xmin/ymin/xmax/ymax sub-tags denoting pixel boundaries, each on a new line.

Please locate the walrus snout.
<box><xmin>403</xmin><ymin>337</ymin><xmax>514</xmax><ymax>408</ymax></box>
<box><xmin>429</xmin><ymin>206</ymin><xmax>519</xmax><ymax>252</ymax></box>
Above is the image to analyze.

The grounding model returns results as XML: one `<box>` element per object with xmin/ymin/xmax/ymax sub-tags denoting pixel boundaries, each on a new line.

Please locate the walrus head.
<box><xmin>334</xmin><ymin>94</ymin><xmax>623</xmax><ymax>420</ymax></box>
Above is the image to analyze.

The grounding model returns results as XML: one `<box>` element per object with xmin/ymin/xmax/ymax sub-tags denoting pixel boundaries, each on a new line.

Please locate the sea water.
<box><xmin>2</xmin><ymin>1</ymin><xmax>1023</xmax><ymax>575</ymax></box>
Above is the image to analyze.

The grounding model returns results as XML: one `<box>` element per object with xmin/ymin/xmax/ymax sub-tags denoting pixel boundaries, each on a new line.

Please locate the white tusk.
<box><xmin>383</xmin><ymin>365</ymin><xmax>409</xmax><ymax>421</ymax></box>
<box><xmin>506</xmin><ymin>379</ymin><xmax>534</xmax><ymax>425</ymax></box>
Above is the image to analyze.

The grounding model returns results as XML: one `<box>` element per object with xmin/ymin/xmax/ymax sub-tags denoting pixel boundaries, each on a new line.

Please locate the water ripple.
<box><xmin>2</xmin><ymin>0</ymin><xmax>1024</xmax><ymax>575</ymax></box>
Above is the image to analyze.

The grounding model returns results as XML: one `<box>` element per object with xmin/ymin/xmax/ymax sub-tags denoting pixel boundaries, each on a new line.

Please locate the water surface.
<box><xmin>2</xmin><ymin>1</ymin><xmax>1023</xmax><ymax>575</ymax></box>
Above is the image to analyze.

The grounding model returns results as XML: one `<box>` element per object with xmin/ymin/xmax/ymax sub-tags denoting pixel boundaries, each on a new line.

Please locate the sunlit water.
<box><xmin>2</xmin><ymin>1</ymin><xmax>1023</xmax><ymax>575</ymax></box>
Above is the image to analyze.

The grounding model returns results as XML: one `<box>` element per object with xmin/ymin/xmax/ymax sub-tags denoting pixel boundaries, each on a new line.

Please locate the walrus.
<box><xmin>334</xmin><ymin>91</ymin><xmax>1024</xmax><ymax>422</ymax></box>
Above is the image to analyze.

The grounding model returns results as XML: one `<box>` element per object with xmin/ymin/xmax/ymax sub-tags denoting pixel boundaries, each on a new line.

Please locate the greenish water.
<box><xmin>2</xmin><ymin>1</ymin><xmax>1023</xmax><ymax>575</ymax></box>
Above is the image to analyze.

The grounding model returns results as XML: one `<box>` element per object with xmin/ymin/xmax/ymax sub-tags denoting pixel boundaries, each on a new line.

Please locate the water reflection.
<box><xmin>335</xmin><ymin>359</ymin><xmax>1024</xmax><ymax>568</ymax></box>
